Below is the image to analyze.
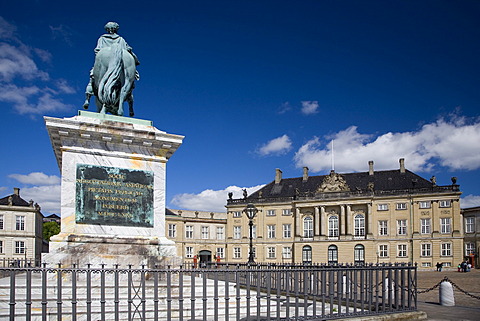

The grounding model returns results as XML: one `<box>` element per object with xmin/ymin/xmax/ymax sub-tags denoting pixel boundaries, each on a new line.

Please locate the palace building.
<box><xmin>224</xmin><ymin>159</ymin><xmax>464</xmax><ymax>268</ymax></box>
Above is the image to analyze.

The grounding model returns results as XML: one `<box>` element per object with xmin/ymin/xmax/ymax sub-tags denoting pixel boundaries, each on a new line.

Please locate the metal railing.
<box><xmin>0</xmin><ymin>263</ymin><xmax>417</xmax><ymax>320</ymax></box>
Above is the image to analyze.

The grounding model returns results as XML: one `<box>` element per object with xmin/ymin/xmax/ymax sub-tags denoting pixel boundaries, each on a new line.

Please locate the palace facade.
<box><xmin>462</xmin><ymin>206</ymin><xmax>479</xmax><ymax>268</ymax></box>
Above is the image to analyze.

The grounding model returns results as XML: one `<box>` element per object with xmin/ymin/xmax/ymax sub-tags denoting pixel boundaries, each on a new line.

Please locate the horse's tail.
<box><xmin>98</xmin><ymin>43</ymin><xmax>123</xmax><ymax>107</ymax></box>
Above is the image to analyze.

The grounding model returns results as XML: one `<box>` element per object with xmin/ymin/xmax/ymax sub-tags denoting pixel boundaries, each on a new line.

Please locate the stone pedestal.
<box><xmin>42</xmin><ymin>111</ymin><xmax>184</xmax><ymax>268</ymax></box>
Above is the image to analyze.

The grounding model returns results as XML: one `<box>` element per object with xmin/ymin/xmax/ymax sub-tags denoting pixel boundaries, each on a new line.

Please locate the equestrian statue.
<box><xmin>83</xmin><ymin>22</ymin><xmax>140</xmax><ymax>117</ymax></box>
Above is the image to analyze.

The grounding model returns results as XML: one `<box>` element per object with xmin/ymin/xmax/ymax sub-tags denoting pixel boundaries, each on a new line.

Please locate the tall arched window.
<box><xmin>354</xmin><ymin>214</ymin><xmax>365</xmax><ymax>237</ymax></box>
<box><xmin>328</xmin><ymin>245</ymin><xmax>338</xmax><ymax>264</ymax></box>
<box><xmin>303</xmin><ymin>216</ymin><xmax>313</xmax><ymax>238</ymax></box>
<box><xmin>328</xmin><ymin>216</ymin><xmax>339</xmax><ymax>237</ymax></box>
<box><xmin>302</xmin><ymin>245</ymin><xmax>312</xmax><ymax>264</ymax></box>
<box><xmin>354</xmin><ymin>244</ymin><xmax>365</xmax><ymax>264</ymax></box>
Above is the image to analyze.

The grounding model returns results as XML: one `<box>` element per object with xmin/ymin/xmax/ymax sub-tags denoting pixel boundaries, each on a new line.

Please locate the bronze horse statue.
<box><xmin>83</xmin><ymin>39</ymin><xmax>137</xmax><ymax>116</ymax></box>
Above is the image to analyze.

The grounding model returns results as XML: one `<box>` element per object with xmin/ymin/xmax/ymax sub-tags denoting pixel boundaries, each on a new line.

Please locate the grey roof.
<box><xmin>0</xmin><ymin>193</ymin><xmax>30</xmax><ymax>207</ymax></box>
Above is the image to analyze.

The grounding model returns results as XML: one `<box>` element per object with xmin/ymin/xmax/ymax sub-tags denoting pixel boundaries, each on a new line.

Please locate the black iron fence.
<box><xmin>0</xmin><ymin>263</ymin><xmax>417</xmax><ymax>320</ymax></box>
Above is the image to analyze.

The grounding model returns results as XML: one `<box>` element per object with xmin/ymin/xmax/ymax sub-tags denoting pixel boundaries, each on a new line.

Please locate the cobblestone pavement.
<box><xmin>416</xmin><ymin>268</ymin><xmax>480</xmax><ymax>320</ymax></box>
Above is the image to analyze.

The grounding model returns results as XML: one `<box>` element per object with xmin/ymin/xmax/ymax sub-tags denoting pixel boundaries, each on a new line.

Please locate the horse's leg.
<box><xmin>127</xmin><ymin>94</ymin><xmax>134</xmax><ymax>117</ymax></box>
<box><xmin>83</xmin><ymin>93</ymin><xmax>91</xmax><ymax>109</ymax></box>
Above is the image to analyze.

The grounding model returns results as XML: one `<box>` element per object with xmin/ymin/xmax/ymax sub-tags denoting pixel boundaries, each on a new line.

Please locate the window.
<box><xmin>252</xmin><ymin>225</ymin><xmax>257</xmax><ymax>238</ymax></box>
<box><xmin>16</xmin><ymin>216</ymin><xmax>25</xmax><ymax>231</ymax></box>
<box><xmin>252</xmin><ymin>247</ymin><xmax>256</xmax><ymax>258</ymax></box>
<box><xmin>303</xmin><ymin>217</ymin><xmax>313</xmax><ymax>238</ymax></box>
<box><xmin>465</xmin><ymin>217</ymin><xmax>475</xmax><ymax>233</ymax></box>
<box><xmin>441</xmin><ymin>243</ymin><xmax>452</xmax><ymax>256</ymax></box>
<box><xmin>397</xmin><ymin>220</ymin><xmax>407</xmax><ymax>235</ymax></box>
<box><xmin>282</xmin><ymin>209</ymin><xmax>291</xmax><ymax>216</ymax></box>
<box><xmin>266</xmin><ymin>210</ymin><xmax>276</xmax><ymax>216</ymax></box>
<box><xmin>216</xmin><ymin>247</ymin><xmax>224</xmax><ymax>259</ymax></box>
<box><xmin>283</xmin><ymin>224</ymin><xmax>291</xmax><ymax>238</ymax></box>
<box><xmin>440</xmin><ymin>218</ymin><xmax>451</xmax><ymax>234</ymax></box>
<box><xmin>15</xmin><ymin>241</ymin><xmax>25</xmax><ymax>254</ymax></box>
<box><xmin>354</xmin><ymin>244</ymin><xmax>365</xmax><ymax>264</ymax></box>
<box><xmin>396</xmin><ymin>203</ymin><xmax>407</xmax><ymax>210</ymax></box>
<box><xmin>216</xmin><ymin>227</ymin><xmax>224</xmax><ymax>240</ymax></box>
<box><xmin>282</xmin><ymin>247</ymin><xmax>292</xmax><ymax>259</ymax></box>
<box><xmin>0</xmin><ymin>240</ymin><xmax>2</xmax><ymax>253</ymax></box>
<box><xmin>0</xmin><ymin>215</ymin><xmax>3</xmax><ymax>229</ymax></box>
<box><xmin>378</xmin><ymin>245</ymin><xmax>388</xmax><ymax>258</ymax></box>
<box><xmin>377</xmin><ymin>204</ymin><xmax>389</xmax><ymax>211</ymax></box>
<box><xmin>421</xmin><ymin>243</ymin><xmax>432</xmax><ymax>257</ymax></box>
<box><xmin>465</xmin><ymin>243</ymin><xmax>475</xmax><ymax>256</ymax></box>
<box><xmin>354</xmin><ymin>214</ymin><xmax>365</xmax><ymax>237</ymax></box>
<box><xmin>397</xmin><ymin>244</ymin><xmax>407</xmax><ymax>257</ymax></box>
<box><xmin>439</xmin><ymin>200</ymin><xmax>451</xmax><ymax>208</ymax></box>
<box><xmin>419</xmin><ymin>201</ymin><xmax>431</xmax><ymax>209</ymax></box>
<box><xmin>201</xmin><ymin>226</ymin><xmax>209</xmax><ymax>239</ymax></box>
<box><xmin>267</xmin><ymin>225</ymin><xmax>276</xmax><ymax>239</ymax></box>
<box><xmin>422</xmin><ymin>262</ymin><xmax>432</xmax><ymax>268</ymax></box>
<box><xmin>233</xmin><ymin>226</ymin><xmax>241</xmax><ymax>239</ymax></box>
<box><xmin>328</xmin><ymin>216</ymin><xmax>339</xmax><ymax>237</ymax></box>
<box><xmin>328</xmin><ymin>245</ymin><xmax>338</xmax><ymax>264</ymax></box>
<box><xmin>168</xmin><ymin>224</ymin><xmax>176</xmax><ymax>238</ymax></box>
<box><xmin>232</xmin><ymin>211</ymin><xmax>241</xmax><ymax>218</ymax></box>
<box><xmin>378</xmin><ymin>220</ymin><xmax>388</xmax><ymax>236</ymax></box>
<box><xmin>185</xmin><ymin>246</ymin><xmax>193</xmax><ymax>258</ymax></box>
<box><xmin>267</xmin><ymin>247</ymin><xmax>276</xmax><ymax>259</ymax></box>
<box><xmin>185</xmin><ymin>225</ymin><xmax>193</xmax><ymax>239</ymax></box>
<box><xmin>302</xmin><ymin>246</ymin><xmax>312</xmax><ymax>264</ymax></box>
<box><xmin>421</xmin><ymin>218</ymin><xmax>431</xmax><ymax>234</ymax></box>
<box><xmin>233</xmin><ymin>247</ymin><xmax>241</xmax><ymax>259</ymax></box>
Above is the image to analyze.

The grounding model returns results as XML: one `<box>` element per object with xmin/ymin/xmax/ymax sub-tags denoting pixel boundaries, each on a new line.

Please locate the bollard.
<box><xmin>439</xmin><ymin>280</ymin><xmax>455</xmax><ymax>306</ymax></box>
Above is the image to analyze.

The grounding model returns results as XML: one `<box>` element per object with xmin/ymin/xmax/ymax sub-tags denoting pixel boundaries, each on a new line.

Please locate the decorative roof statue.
<box><xmin>83</xmin><ymin>22</ymin><xmax>140</xmax><ymax>117</ymax></box>
<box><xmin>316</xmin><ymin>170</ymin><xmax>350</xmax><ymax>193</ymax></box>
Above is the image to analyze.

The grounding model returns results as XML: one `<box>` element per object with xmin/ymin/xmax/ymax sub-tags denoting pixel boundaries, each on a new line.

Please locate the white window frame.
<box><xmin>465</xmin><ymin>217</ymin><xmax>475</xmax><ymax>234</ymax></box>
<box><xmin>282</xmin><ymin>209</ymin><xmax>291</xmax><ymax>216</ymax></box>
<box><xmin>0</xmin><ymin>240</ymin><xmax>3</xmax><ymax>253</ymax></box>
<box><xmin>267</xmin><ymin>225</ymin><xmax>276</xmax><ymax>239</ymax></box>
<box><xmin>266</xmin><ymin>209</ymin><xmax>276</xmax><ymax>216</ymax></box>
<box><xmin>420</xmin><ymin>218</ymin><xmax>431</xmax><ymax>234</ymax></box>
<box><xmin>185</xmin><ymin>225</ymin><xmax>193</xmax><ymax>239</ymax></box>
<box><xmin>303</xmin><ymin>217</ymin><xmax>313</xmax><ymax>238</ymax></box>
<box><xmin>185</xmin><ymin>246</ymin><xmax>194</xmax><ymax>258</ymax></box>
<box><xmin>465</xmin><ymin>242</ymin><xmax>475</xmax><ymax>256</ymax></box>
<box><xmin>354</xmin><ymin>214</ymin><xmax>365</xmax><ymax>237</ymax></box>
<box><xmin>168</xmin><ymin>224</ymin><xmax>176</xmax><ymax>238</ymax></box>
<box><xmin>397</xmin><ymin>244</ymin><xmax>407</xmax><ymax>257</ymax></box>
<box><xmin>267</xmin><ymin>247</ymin><xmax>276</xmax><ymax>259</ymax></box>
<box><xmin>440</xmin><ymin>218</ymin><xmax>451</xmax><ymax>234</ymax></box>
<box><xmin>396</xmin><ymin>203</ymin><xmax>407</xmax><ymax>210</ymax></box>
<box><xmin>441</xmin><ymin>243</ymin><xmax>452</xmax><ymax>256</ymax></box>
<box><xmin>282</xmin><ymin>247</ymin><xmax>292</xmax><ymax>259</ymax></box>
<box><xmin>201</xmin><ymin>226</ymin><xmax>209</xmax><ymax>239</ymax></box>
<box><xmin>216</xmin><ymin>227</ymin><xmax>224</xmax><ymax>240</ymax></box>
<box><xmin>232</xmin><ymin>211</ymin><xmax>242</xmax><ymax>218</ymax></box>
<box><xmin>0</xmin><ymin>215</ymin><xmax>3</xmax><ymax>230</ymax></box>
<box><xmin>16</xmin><ymin>216</ymin><xmax>25</xmax><ymax>231</ymax></box>
<box><xmin>233</xmin><ymin>226</ymin><xmax>241</xmax><ymax>239</ymax></box>
<box><xmin>377</xmin><ymin>204</ymin><xmax>389</xmax><ymax>211</ymax></box>
<box><xmin>216</xmin><ymin>247</ymin><xmax>224</xmax><ymax>259</ymax></box>
<box><xmin>439</xmin><ymin>200</ymin><xmax>451</xmax><ymax>208</ymax></box>
<box><xmin>419</xmin><ymin>201</ymin><xmax>431</xmax><ymax>209</ymax></box>
<box><xmin>397</xmin><ymin>219</ymin><xmax>407</xmax><ymax>235</ymax></box>
<box><xmin>252</xmin><ymin>225</ymin><xmax>257</xmax><ymax>238</ymax></box>
<box><xmin>421</xmin><ymin>243</ymin><xmax>431</xmax><ymax>257</ymax></box>
<box><xmin>15</xmin><ymin>241</ymin><xmax>25</xmax><ymax>254</ymax></box>
<box><xmin>233</xmin><ymin>247</ymin><xmax>241</xmax><ymax>259</ymax></box>
<box><xmin>328</xmin><ymin>216</ymin><xmax>339</xmax><ymax>238</ymax></box>
<box><xmin>379</xmin><ymin>244</ymin><xmax>388</xmax><ymax>258</ymax></box>
<box><xmin>283</xmin><ymin>224</ymin><xmax>291</xmax><ymax>238</ymax></box>
<box><xmin>378</xmin><ymin>220</ymin><xmax>388</xmax><ymax>236</ymax></box>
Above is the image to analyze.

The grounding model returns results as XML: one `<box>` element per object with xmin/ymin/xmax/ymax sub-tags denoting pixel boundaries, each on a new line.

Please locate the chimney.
<box><xmin>368</xmin><ymin>161</ymin><xmax>374</xmax><ymax>176</ymax></box>
<box><xmin>275</xmin><ymin>168</ymin><xmax>283</xmax><ymax>184</ymax></box>
<box><xmin>303</xmin><ymin>167</ymin><xmax>309</xmax><ymax>182</ymax></box>
<box><xmin>14</xmin><ymin>187</ymin><xmax>20</xmax><ymax>196</ymax></box>
<box><xmin>399</xmin><ymin>158</ymin><xmax>405</xmax><ymax>173</ymax></box>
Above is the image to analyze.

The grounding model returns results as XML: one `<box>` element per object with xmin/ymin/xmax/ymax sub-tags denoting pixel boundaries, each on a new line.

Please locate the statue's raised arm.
<box><xmin>83</xmin><ymin>22</ymin><xmax>140</xmax><ymax>117</ymax></box>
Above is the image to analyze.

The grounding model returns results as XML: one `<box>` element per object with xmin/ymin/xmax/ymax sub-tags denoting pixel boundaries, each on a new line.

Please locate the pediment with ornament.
<box><xmin>316</xmin><ymin>170</ymin><xmax>350</xmax><ymax>193</ymax></box>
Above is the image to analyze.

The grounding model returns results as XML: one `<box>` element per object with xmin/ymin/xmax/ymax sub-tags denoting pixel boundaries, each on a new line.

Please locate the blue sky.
<box><xmin>1</xmin><ymin>0</ymin><xmax>479</xmax><ymax>214</ymax></box>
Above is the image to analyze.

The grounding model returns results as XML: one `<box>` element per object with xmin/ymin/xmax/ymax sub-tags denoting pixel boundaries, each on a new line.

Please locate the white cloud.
<box><xmin>278</xmin><ymin>101</ymin><xmax>292</xmax><ymax>114</ymax></box>
<box><xmin>171</xmin><ymin>185</ymin><xmax>264</xmax><ymax>212</ymax></box>
<box><xmin>301</xmin><ymin>101</ymin><xmax>319</xmax><ymax>115</ymax></box>
<box><xmin>294</xmin><ymin>116</ymin><xmax>480</xmax><ymax>173</ymax></box>
<box><xmin>9</xmin><ymin>172</ymin><xmax>60</xmax><ymax>185</ymax></box>
<box><xmin>461</xmin><ymin>195</ymin><xmax>480</xmax><ymax>209</ymax></box>
<box><xmin>20</xmin><ymin>185</ymin><xmax>61</xmax><ymax>214</ymax></box>
<box><xmin>0</xmin><ymin>43</ymin><xmax>49</xmax><ymax>82</ymax></box>
<box><xmin>258</xmin><ymin>134</ymin><xmax>293</xmax><ymax>156</ymax></box>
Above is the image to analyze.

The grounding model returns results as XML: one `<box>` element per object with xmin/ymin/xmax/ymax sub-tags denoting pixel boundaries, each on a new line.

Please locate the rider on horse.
<box><xmin>83</xmin><ymin>22</ymin><xmax>140</xmax><ymax>110</ymax></box>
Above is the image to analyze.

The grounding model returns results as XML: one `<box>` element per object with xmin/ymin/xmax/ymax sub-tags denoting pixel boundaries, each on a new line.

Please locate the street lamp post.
<box><xmin>243</xmin><ymin>203</ymin><xmax>258</xmax><ymax>264</ymax></box>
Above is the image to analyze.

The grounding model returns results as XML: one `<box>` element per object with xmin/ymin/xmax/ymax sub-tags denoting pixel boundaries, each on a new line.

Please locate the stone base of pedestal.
<box><xmin>42</xmin><ymin>233</ymin><xmax>180</xmax><ymax>268</ymax></box>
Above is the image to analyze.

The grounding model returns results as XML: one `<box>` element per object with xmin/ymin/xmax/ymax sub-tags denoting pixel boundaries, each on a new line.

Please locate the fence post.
<box><xmin>439</xmin><ymin>280</ymin><xmax>455</xmax><ymax>306</ymax></box>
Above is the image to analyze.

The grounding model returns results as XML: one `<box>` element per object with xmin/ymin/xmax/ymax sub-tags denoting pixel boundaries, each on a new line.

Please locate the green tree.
<box><xmin>43</xmin><ymin>221</ymin><xmax>60</xmax><ymax>241</ymax></box>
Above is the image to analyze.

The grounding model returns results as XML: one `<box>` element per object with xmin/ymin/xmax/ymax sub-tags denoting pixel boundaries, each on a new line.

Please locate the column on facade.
<box><xmin>346</xmin><ymin>205</ymin><xmax>352</xmax><ymax>235</ymax></box>
<box><xmin>296</xmin><ymin>207</ymin><xmax>302</xmax><ymax>237</ymax></box>
<box><xmin>320</xmin><ymin>206</ymin><xmax>326</xmax><ymax>237</ymax></box>
<box><xmin>340</xmin><ymin>205</ymin><xmax>346</xmax><ymax>235</ymax></box>
<box><xmin>367</xmin><ymin>203</ymin><xmax>372</xmax><ymax>235</ymax></box>
<box><xmin>314</xmin><ymin>206</ymin><xmax>320</xmax><ymax>236</ymax></box>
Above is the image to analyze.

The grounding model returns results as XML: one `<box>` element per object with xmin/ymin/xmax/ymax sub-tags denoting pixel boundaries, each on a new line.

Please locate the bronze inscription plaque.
<box><xmin>75</xmin><ymin>164</ymin><xmax>154</xmax><ymax>227</ymax></box>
